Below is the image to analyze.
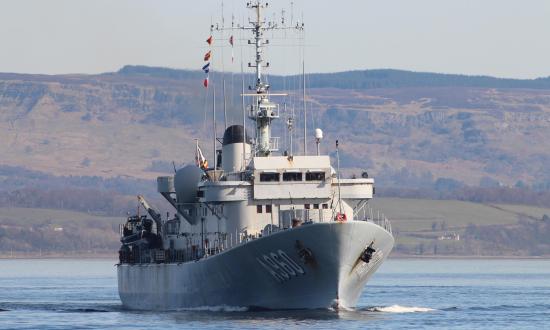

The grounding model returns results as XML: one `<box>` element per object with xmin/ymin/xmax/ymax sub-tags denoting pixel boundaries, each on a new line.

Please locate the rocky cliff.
<box><xmin>1</xmin><ymin>66</ymin><xmax>550</xmax><ymax>190</ymax></box>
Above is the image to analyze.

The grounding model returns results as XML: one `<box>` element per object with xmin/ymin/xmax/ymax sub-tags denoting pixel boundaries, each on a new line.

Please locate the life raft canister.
<box><xmin>335</xmin><ymin>213</ymin><xmax>347</xmax><ymax>222</ymax></box>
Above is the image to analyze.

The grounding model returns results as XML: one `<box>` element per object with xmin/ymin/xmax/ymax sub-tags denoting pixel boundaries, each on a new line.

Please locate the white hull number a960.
<box><xmin>256</xmin><ymin>250</ymin><xmax>305</xmax><ymax>283</ymax></box>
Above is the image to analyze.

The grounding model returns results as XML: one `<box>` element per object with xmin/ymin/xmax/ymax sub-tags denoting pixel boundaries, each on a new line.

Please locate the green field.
<box><xmin>369</xmin><ymin>198</ymin><xmax>545</xmax><ymax>232</ymax></box>
<box><xmin>0</xmin><ymin>207</ymin><xmax>123</xmax><ymax>257</ymax></box>
<box><xmin>369</xmin><ymin>198</ymin><xmax>550</xmax><ymax>256</ymax></box>
<box><xmin>1</xmin><ymin>199</ymin><xmax>550</xmax><ymax>257</ymax></box>
<box><xmin>0</xmin><ymin>207</ymin><xmax>122</xmax><ymax>225</ymax></box>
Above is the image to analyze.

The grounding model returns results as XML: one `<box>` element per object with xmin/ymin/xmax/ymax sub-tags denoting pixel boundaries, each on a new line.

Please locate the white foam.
<box><xmin>176</xmin><ymin>305</ymin><xmax>249</xmax><ymax>312</ymax></box>
<box><xmin>370</xmin><ymin>305</ymin><xmax>436</xmax><ymax>313</ymax></box>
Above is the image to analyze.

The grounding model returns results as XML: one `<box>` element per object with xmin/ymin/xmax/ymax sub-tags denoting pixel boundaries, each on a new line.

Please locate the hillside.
<box><xmin>2</xmin><ymin>198</ymin><xmax>549</xmax><ymax>257</ymax></box>
<box><xmin>0</xmin><ymin>207</ymin><xmax>120</xmax><ymax>257</ymax></box>
<box><xmin>371</xmin><ymin>198</ymin><xmax>550</xmax><ymax>256</ymax></box>
<box><xmin>120</xmin><ymin>65</ymin><xmax>550</xmax><ymax>90</ymax></box>
<box><xmin>2</xmin><ymin>66</ymin><xmax>550</xmax><ymax>193</ymax></box>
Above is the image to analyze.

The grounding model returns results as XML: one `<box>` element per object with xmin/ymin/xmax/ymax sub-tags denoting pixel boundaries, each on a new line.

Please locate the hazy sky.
<box><xmin>0</xmin><ymin>0</ymin><xmax>549</xmax><ymax>78</ymax></box>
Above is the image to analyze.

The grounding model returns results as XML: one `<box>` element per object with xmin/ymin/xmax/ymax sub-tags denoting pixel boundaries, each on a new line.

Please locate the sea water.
<box><xmin>0</xmin><ymin>258</ymin><xmax>549</xmax><ymax>329</ymax></box>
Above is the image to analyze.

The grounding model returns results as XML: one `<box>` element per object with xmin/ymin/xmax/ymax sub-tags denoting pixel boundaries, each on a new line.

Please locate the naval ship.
<box><xmin>117</xmin><ymin>1</ymin><xmax>394</xmax><ymax>310</ymax></box>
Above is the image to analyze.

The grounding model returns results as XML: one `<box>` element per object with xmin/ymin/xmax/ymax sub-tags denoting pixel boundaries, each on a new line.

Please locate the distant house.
<box><xmin>53</xmin><ymin>226</ymin><xmax>64</xmax><ymax>232</ymax></box>
<box><xmin>438</xmin><ymin>232</ymin><xmax>460</xmax><ymax>241</ymax></box>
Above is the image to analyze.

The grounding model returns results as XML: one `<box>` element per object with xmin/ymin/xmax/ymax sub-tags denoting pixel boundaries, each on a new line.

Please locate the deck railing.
<box><xmin>119</xmin><ymin>206</ymin><xmax>392</xmax><ymax>265</ymax></box>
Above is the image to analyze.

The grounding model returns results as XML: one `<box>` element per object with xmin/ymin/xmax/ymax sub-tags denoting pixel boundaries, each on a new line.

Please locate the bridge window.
<box><xmin>283</xmin><ymin>172</ymin><xmax>302</xmax><ymax>181</ymax></box>
<box><xmin>260</xmin><ymin>172</ymin><xmax>280</xmax><ymax>182</ymax></box>
<box><xmin>313</xmin><ymin>204</ymin><xmax>319</xmax><ymax>209</ymax></box>
<box><xmin>257</xmin><ymin>205</ymin><xmax>263</xmax><ymax>213</ymax></box>
<box><xmin>266</xmin><ymin>205</ymin><xmax>272</xmax><ymax>213</ymax></box>
<box><xmin>322</xmin><ymin>203</ymin><xmax>329</xmax><ymax>209</ymax></box>
<box><xmin>306</xmin><ymin>171</ymin><xmax>325</xmax><ymax>181</ymax></box>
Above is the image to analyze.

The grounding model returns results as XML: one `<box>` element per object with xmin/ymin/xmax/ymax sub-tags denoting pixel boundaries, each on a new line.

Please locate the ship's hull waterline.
<box><xmin>118</xmin><ymin>221</ymin><xmax>394</xmax><ymax>310</ymax></box>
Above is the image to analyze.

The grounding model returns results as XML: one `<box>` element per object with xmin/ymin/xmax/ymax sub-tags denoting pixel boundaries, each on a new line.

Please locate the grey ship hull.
<box><xmin>118</xmin><ymin>221</ymin><xmax>394</xmax><ymax>310</ymax></box>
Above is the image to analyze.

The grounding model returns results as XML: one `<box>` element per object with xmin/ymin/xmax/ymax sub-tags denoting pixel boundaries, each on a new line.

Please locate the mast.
<box><xmin>213</xmin><ymin>1</ymin><xmax>303</xmax><ymax>157</ymax></box>
<box><xmin>253</xmin><ymin>3</ymin><xmax>262</xmax><ymax>88</ymax></box>
<box><xmin>247</xmin><ymin>1</ymin><xmax>274</xmax><ymax>157</ymax></box>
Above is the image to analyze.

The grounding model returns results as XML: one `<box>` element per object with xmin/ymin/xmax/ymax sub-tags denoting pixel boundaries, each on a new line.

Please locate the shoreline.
<box><xmin>0</xmin><ymin>253</ymin><xmax>117</xmax><ymax>260</ymax></box>
<box><xmin>388</xmin><ymin>254</ymin><xmax>550</xmax><ymax>260</ymax></box>
<box><xmin>1</xmin><ymin>254</ymin><xmax>549</xmax><ymax>260</ymax></box>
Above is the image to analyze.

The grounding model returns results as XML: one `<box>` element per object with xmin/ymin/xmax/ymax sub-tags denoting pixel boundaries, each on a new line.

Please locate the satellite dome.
<box><xmin>315</xmin><ymin>128</ymin><xmax>323</xmax><ymax>140</ymax></box>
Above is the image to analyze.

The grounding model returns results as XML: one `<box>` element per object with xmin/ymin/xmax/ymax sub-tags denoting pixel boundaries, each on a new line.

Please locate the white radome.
<box><xmin>315</xmin><ymin>128</ymin><xmax>324</xmax><ymax>140</ymax></box>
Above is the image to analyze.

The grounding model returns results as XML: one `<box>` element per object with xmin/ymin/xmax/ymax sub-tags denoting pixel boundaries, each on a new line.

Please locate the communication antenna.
<box><xmin>336</xmin><ymin>140</ymin><xmax>343</xmax><ymax>215</ymax></box>
<box><xmin>241</xmin><ymin>57</ymin><xmax>247</xmax><ymax>170</ymax></box>
<box><xmin>223</xmin><ymin>80</ymin><xmax>228</xmax><ymax>129</ymax></box>
<box><xmin>221</xmin><ymin>1</ymin><xmax>227</xmax><ymax>130</ymax></box>
<box><xmin>290</xmin><ymin>1</ymin><xmax>294</xmax><ymax>26</ymax></box>
<box><xmin>212</xmin><ymin>84</ymin><xmax>217</xmax><ymax>176</ymax></box>
<box><xmin>303</xmin><ymin>60</ymin><xmax>307</xmax><ymax>156</ymax></box>
<box><xmin>286</xmin><ymin>104</ymin><xmax>294</xmax><ymax>156</ymax></box>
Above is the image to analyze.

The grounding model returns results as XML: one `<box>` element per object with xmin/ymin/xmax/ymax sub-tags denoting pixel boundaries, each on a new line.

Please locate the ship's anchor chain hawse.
<box><xmin>295</xmin><ymin>240</ymin><xmax>316</xmax><ymax>266</ymax></box>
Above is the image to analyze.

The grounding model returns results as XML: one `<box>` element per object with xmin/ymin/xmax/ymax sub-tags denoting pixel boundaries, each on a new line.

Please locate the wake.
<box><xmin>367</xmin><ymin>305</ymin><xmax>436</xmax><ymax>313</ymax></box>
<box><xmin>175</xmin><ymin>305</ymin><xmax>249</xmax><ymax>312</ymax></box>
